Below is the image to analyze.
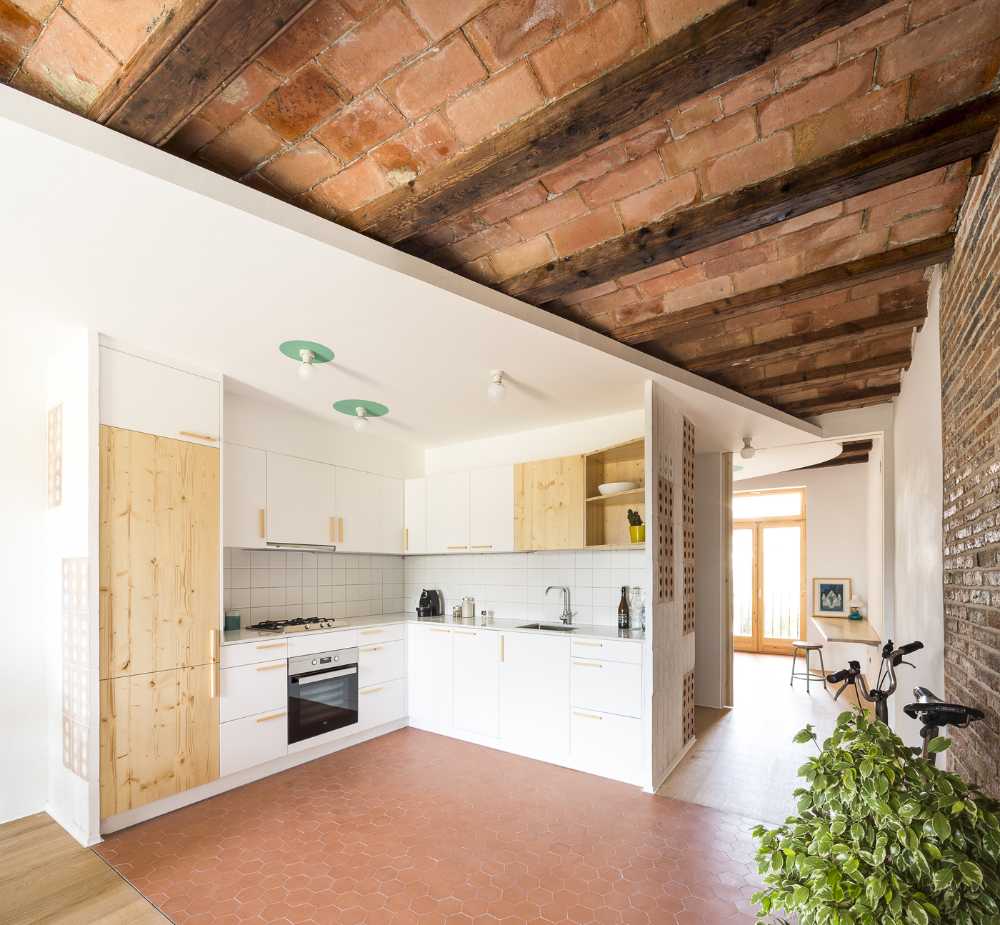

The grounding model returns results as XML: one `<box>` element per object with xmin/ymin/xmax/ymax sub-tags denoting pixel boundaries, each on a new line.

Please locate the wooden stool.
<box><xmin>790</xmin><ymin>641</ymin><xmax>827</xmax><ymax>693</ymax></box>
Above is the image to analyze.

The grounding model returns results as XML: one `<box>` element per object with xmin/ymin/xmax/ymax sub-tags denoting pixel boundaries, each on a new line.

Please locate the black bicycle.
<box><xmin>826</xmin><ymin>639</ymin><xmax>984</xmax><ymax>764</ymax></box>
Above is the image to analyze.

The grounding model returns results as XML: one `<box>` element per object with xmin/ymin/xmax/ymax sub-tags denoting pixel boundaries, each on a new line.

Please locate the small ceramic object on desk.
<box><xmin>598</xmin><ymin>481</ymin><xmax>639</xmax><ymax>495</ymax></box>
<box><xmin>627</xmin><ymin>508</ymin><xmax>645</xmax><ymax>544</ymax></box>
<box><xmin>848</xmin><ymin>596</ymin><xmax>865</xmax><ymax>621</ymax></box>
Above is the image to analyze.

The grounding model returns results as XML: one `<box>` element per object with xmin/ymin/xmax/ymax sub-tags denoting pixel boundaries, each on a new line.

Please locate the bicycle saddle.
<box><xmin>903</xmin><ymin>699</ymin><xmax>985</xmax><ymax>728</ymax></box>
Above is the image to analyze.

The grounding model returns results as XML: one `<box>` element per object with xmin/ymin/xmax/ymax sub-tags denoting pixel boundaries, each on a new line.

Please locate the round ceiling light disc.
<box><xmin>279</xmin><ymin>340</ymin><xmax>334</xmax><ymax>363</ymax></box>
<box><xmin>333</xmin><ymin>399</ymin><xmax>389</xmax><ymax>418</ymax></box>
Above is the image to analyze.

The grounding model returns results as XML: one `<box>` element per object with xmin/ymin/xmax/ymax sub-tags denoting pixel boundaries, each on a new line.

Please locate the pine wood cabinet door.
<box><xmin>514</xmin><ymin>455</ymin><xmax>585</xmax><ymax>550</ymax></box>
<box><xmin>100</xmin><ymin>426</ymin><xmax>220</xmax><ymax>679</ymax></box>
<box><xmin>100</xmin><ymin>664</ymin><xmax>219</xmax><ymax>817</ymax></box>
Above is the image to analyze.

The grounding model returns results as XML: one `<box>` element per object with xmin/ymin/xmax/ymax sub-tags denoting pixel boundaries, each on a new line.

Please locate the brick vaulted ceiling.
<box><xmin>3</xmin><ymin>0</ymin><xmax>1000</xmax><ymax>419</ymax></box>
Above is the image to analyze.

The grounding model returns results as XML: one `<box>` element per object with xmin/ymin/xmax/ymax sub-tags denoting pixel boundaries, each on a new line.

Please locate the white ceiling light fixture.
<box><xmin>332</xmin><ymin>399</ymin><xmax>389</xmax><ymax>434</ymax></box>
<box><xmin>740</xmin><ymin>437</ymin><xmax>756</xmax><ymax>460</ymax></box>
<box><xmin>487</xmin><ymin>369</ymin><xmax>506</xmax><ymax>401</ymax></box>
<box><xmin>353</xmin><ymin>407</ymin><xmax>368</xmax><ymax>432</ymax></box>
<box><xmin>279</xmin><ymin>340</ymin><xmax>334</xmax><ymax>382</ymax></box>
<box><xmin>297</xmin><ymin>348</ymin><xmax>316</xmax><ymax>380</ymax></box>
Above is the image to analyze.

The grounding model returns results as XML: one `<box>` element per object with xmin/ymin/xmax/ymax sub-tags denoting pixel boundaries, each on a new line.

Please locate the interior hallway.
<box><xmin>658</xmin><ymin>652</ymin><xmax>851</xmax><ymax>823</ymax></box>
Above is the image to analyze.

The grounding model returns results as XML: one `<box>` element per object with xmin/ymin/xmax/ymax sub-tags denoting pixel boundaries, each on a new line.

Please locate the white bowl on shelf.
<box><xmin>597</xmin><ymin>481</ymin><xmax>639</xmax><ymax>496</ymax></box>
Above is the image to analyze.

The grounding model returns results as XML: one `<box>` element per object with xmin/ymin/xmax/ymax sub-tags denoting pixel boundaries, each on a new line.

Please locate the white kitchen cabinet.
<box><xmin>99</xmin><ymin>345</ymin><xmax>220</xmax><ymax>446</ymax></box>
<box><xmin>427</xmin><ymin>471</ymin><xmax>470</xmax><ymax>553</ymax></box>
<box><xmin>404</xmin><ymin>478</ymin><xmax>428</xmax><ymax>554</ymax></box>
<box><xmin>407</xmin><ymin>624</ymin><xmax>453</xmax><ymax>731</ymax></box>
<box><xmin>224</xmin><ymin>444</ymin><xmax>267</xmax><ymax>549</ymax></box>
<box><xmin>377</xmin><ymin>475</ymin><xmax>404</xmax><ymax>554</ymax></box>
<box><xmin>358</xmin><ymin>678</ymin><xmax>406</xmax><ymax>731</ymax></box>
<box><xmin>221</xmin><ymin>638</ymin><xmax>288</xmax><ymax>669</ymax></box>
<box><xmin>499</xmin><ymin>632</ymin><xmax>570</xmax><ymax>763</ymax></box>
<box><xmin>286</xmin><ymin>629</ymin><xmax>358</xmax><ymax>658</ymax></box>
<box><xmin>571</xmin><ymin>657</ymin><xmax>642</xmax><ymax>718</ymax></box>
<box><xmin>359</xmin><ymin>639</ymin><xmax>405</xmax><ymax>688</ymax></box>
<box><xmin>452</xmin><ymin>628</ymin><xmax>499</xmax><ymax>739</ymax></box>
<box><xmin>570</xmin><ymin>709</ymin><xmax>641</xmax><ymax>784</ymax></box>
<box><xmin>570</xmin><ymin>637</ymin><xmax>642</xmax><ymax>664</ymax></box>
<box><xmin>335</xmin><ymin>467</ymin><xmax>378</xmax><ymax>553</ymax></box>
<box><xmin>266</xmin><ymin>452</ymin><xmax>335</xmax><ymax>547</ymax></box>
<box><xmin>220</xmin><ymin>659</ymin><xmax>287</xmax><ymax>722</ymax></box>
<box><xmin>469</xmin><ymin>465</ymin><xmax>514</xmax><ymax>552</ymax></box>
<box><xmin>220</xmin><ymin>709</ymin><xmax>287</xmax><ymax>777</ymax></box>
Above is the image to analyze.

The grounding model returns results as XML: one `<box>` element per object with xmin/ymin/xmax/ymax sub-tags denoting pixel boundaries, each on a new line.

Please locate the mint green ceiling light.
<box><xmin>280</xmin><ymin>340</ymin><xmax>334</xmax><ymax>380</ymax></box>
<box><xmin>333</xmin><ymin>399</ymin><xmax>389</xmax><ymax>433</ymax></box>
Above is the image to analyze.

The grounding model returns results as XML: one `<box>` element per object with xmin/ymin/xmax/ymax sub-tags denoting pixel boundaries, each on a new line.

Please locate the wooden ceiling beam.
<box><xmin>615</xmin><ymin>235</ymin><xmax>954</xmax><ymax>346</ymax></box>
<box><xmin>741</xmin><ymin>350</ymin><xmax>913</xmax><ymax>398</ymax></box>
<box><xmin>348</xmin><ymin>0</ymin><xmax>894</xmax><ymax>243</ymax></box>
<box><xmin>94</xmin><ymin>0</ymin><xmax>318</xmax><ymax>145</ymax></box>
<box><xmin>780</xmin><ymin>384</ymin><xmax>901</xmax><ymax>416</ymax></box>
<box><xmin>503</xmin><ymin>91</ymin><xmax>1000</xmax><ymax>304</ymax></box>
<box><xmin>677</xmin><ymin>304</ymin><xmax>926</xmax><ymax>372</ymax></box>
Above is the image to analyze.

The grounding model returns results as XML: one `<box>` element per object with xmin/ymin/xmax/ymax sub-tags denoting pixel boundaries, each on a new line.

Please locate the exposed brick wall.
<box><xmin>940</xmin><ymin>135</ymin><xmax>1000</xmax><ymax>798</ymax></box>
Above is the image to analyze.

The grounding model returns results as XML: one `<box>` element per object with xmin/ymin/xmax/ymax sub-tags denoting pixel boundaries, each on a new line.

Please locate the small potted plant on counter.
<box><xmin>627</xmin><ymin>509</ymin><xmax>644</xmax><ymax>544</ymax></box>
<box><xmin>751</xmin><ymin>710</ymin><xmax>1000</xmax><ymax>925</ymax></box>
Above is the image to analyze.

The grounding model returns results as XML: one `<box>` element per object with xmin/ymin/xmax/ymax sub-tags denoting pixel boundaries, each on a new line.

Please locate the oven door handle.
<box><xmin>292</xmin><ymin>667</ymin><xmax>358</xmax><ymax>685</ymax></box>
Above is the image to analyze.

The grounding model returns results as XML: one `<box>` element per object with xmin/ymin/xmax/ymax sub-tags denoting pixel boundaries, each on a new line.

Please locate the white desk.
<box><xmin>810</xmin><ymin>616</ymin><xmax>881</xmax><ymax>647</ymax></box>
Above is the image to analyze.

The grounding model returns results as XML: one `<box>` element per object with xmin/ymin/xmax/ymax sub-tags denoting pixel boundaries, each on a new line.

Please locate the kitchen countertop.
<box><xmin>223</xmin><ymin>612</ymin><xmax>645</xmax><ymax>646</ymax></box>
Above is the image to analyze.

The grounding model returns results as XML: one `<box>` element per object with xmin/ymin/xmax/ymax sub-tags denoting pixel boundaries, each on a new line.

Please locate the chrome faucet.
<box><xmin>546</xmin><ymin>585</ymin><xmax>575</xmax><ymax>624</ymax></box>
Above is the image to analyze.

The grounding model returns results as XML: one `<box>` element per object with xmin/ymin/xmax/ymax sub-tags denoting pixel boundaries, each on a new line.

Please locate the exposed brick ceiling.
<box><xmin>3</xmin><ymin>0</ymin><xmax>999</xmax><ymax>420</ymax></box>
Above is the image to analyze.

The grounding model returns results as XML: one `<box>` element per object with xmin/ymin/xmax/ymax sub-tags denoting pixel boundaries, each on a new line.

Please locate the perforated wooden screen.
<box><xmin>682</xmin><ymin>417</ymin><xmax>695</xmax><ymax>636</ymax></box>
<box><xmin>657</xmin><ymin>473</ymin><xmax>674</xmax><ymax>602</ymax></box>
<box><xmin>683</xmin><ymin>670</ymin><xmax>696</xmax><ymax>744</ymax></box>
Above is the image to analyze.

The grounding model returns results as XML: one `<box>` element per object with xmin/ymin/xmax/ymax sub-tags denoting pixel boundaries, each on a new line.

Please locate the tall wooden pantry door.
<box><xmin>99</xmin><ymin>426</ymin><xmax>220</xmax><ymax>818</ymax></box>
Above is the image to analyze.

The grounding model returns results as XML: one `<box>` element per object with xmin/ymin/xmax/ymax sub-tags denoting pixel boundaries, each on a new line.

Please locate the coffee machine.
<box><xmin>417</xmin><ymin>589</ymin><xmax>444</xmax><ymax>618</ymax></box>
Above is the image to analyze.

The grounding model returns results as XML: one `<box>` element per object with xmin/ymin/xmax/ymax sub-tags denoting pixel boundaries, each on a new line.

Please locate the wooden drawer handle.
<box><xmin>430</xmin><ymin>628</ymin><xmax>451</xmax><ymax>634</ymax></box>
<box><xmin>339</xmin><ymin>517</ymin><xmax>344</xmax><ymax>543</ymax></box>
<box><xmin>574</xmin><ymin>641</ymin><xmax>603</xmax><ymax>648</ymax></box>
<box><xmin>360</xmin><ymin>686</ymin><xmax>383</xmax><ymax>695</ymax></box>
<box><xmin>361</xmin><ymin>645</ymin><xmax>383</xmax><ymax>652</ymax></box>
<box><xmin>259</xmin><ymin>508</ymin><xmax>266</xmax><ymax>539</ymax></box>
<box><xmin>256</xmin><ymin>711</ymin><xmax>286</xmax><ymax>723</ymax></box>
<box><xmin>573</xmin><ymin>660</ymin><xmax>603</xmax><ymax>668</ymax></box>
<box><xmin>254</xmin><ymin>642</ymin><xmax>286</xmax><ymax>651</ymax></box>
<box><xmin>403</xmin><ymin>527</ymin><xmax>408</xmax><ymax>551</ymax></box>
<box><xmin>454</xmin><ymin>630</ymin><xmax>478</xmax><ymax>636</ymax></box>
<box><xmin>179</xmin><ymin>431</ymin><xmax>218</xmax><ymax>442</ymax></box>
<box><xmin>447</xmin><ymin>545</ymin><xmax>468</xmax><ymax>550</ymax></box>
<box><xmin>360</xmin><ymin>629</ymin><xmax>383</xmax><ymax>635</ymax></box>
<box><xmin>256</xmin><ymin>663</ymin><xmax>286</xmax><ymax>672</ymax></box>
<box><xmin>573</xmin><ymin>710</ymin><xmax>603</xmax><ymax>720</ymax></box>
<box><xmin>470</xmin><ymin>544</ymin><xmax>493</xmax><ymax>549</ymax></box>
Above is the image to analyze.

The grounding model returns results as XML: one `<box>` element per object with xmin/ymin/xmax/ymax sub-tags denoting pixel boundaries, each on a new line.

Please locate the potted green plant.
<box><xmin>751</xmin><ymin>710</ymin><xmax>1000</xmax><ymax>925</ymax></box>
<box><xmin>627</xmin><ymin>508</ymin><xmax>644</xmax><ymax>544</ymax></box>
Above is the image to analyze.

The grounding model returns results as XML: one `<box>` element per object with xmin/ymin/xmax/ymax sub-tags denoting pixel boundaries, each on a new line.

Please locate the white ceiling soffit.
<box><xmin>733</xmin><ymin>440</ymin><xmax>843</xmax><ymax>480</ymax></box>
<box><xmin>0</xmin><ymin>86</ymin><xmax>821</xmax><ymax>452</ymax></box>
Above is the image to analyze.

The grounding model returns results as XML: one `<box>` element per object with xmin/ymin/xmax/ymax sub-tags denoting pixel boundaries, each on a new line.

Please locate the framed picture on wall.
<box><xmin>813</xmin><ymin>578</ymin><xmax>852</xmax><ymax>617</ymax></box>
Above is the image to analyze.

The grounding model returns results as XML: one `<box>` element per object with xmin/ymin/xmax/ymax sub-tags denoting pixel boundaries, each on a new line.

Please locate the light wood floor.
<box><xmin>0</xmin><ymin>813</ymin><xmax>166</xmax><ymax>925</ymax></box>
<box><xmin>658</xmin><ymin>652</ymin><xmax>853</xmax><ymax>823</ymax></box>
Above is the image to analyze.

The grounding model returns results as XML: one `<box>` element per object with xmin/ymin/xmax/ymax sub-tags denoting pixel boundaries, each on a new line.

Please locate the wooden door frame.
<box><xmin>732</xmin><ymin>488</ymin><xmax>807</xmax><ymax>656</ymax></box>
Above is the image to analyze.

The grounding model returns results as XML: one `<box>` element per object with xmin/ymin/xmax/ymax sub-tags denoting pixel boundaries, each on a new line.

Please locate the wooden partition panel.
<box><xmin>513</xmin><ymin>455</ymin><xmax>585</xmax><ymax>551</ymax></box>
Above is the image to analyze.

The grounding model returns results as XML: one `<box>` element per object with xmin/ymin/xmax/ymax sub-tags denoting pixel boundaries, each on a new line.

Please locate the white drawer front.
<box><xmin>570</xmin><ymin>709</ymin><xmax>641</xmax><ymax>784</ymax></box>
<box><xmin>286</xmin><ymin>629</ymin><xmax>358</xmax><ymax>657</ymax></box>
<box><xmin>358</xmin><ymin>678</ymin><xmax>406</xmax><ymax>730</ymax></box>
<box><xmin>359</xmin><ymin>639</ymin><xmax>406</xmax><ymax>687</ymax></box>
<box><xmin>356</xmin><ymin>623</ymin><xmax>405</xmax><ymax>644</ymax></box>
<box><xmin>222</xmin><ymin>639</ymin><xmax>288</xmax><ymax>669</ymax></box>
<box><xmin>220</xmin><ymin>709</ymin><xmax>287</xmax><ymax>777</ymax></box>
<box><xmin>221</xmin><ymin>659</ymin><xmax>287</xmax><ymax>722</ymax></box>
<box><xmin>571</xmin><ymin>658</ymin><xmax>642</xmax><ymax>717</ymax></box>
<box><xmin>570</xmin><ymin>637</ymin><xmax>641</xmax><ymax>664</ymax></box>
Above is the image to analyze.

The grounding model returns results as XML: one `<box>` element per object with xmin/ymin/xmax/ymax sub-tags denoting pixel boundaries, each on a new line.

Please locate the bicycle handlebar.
<box><xmin>827</xmin><ymin>668</ymin><xmax>853</xmax><ymax>684</ymax></box>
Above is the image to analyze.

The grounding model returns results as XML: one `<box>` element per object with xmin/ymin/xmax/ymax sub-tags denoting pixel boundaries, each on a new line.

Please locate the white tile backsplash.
<box><xmin>224</xmin><ymin>549</ymin><xmax>405</xmax><ymax>625</ymax></box>
<box><xmin>403</xmin><ymin>549</ymin><xmax>649</xmax><ymax>628</ymax></box>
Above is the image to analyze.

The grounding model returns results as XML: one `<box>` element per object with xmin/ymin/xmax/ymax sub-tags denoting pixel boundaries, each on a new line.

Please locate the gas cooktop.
<box><xmin>246</xmin><ymin>617</ymin><xmax>337</xmax><ymax>634</ymax></box>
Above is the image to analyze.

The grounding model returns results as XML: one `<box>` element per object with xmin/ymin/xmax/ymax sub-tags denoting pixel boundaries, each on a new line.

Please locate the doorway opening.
<box><xmin>733</xmin><ymin>487</ymin><xmax>806</xmax><ymax>656</ymax></box>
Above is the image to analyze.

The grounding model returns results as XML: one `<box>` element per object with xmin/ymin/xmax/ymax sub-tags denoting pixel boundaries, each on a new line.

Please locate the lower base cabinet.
<box><xmin>570</xmin><ymin>709</ymin><xmax>642</xmax><ymax>784</ymax></box>
<box><xmin>407</xmin><ymin>624</ymin><xmax>454</xmax><ymax>730</ymax></box>
<box><xmin>220</xmin><ymin>709</ymin><xmax>287</xmax><ymax>777</ymax></box>
<box><xmin>452</xmin><ymin>628</ymin><xmax>500</xmax><ymax>739</ymax></box>
<box><xmin>359</xmin><ymin>678</ymin><xmax>406</xmax><ymax>730</ymax></box>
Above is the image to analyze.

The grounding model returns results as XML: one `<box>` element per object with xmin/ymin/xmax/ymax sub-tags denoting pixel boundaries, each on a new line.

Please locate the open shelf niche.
<box><xmin>584</xmin><ymin>437</ymin><xmax>645</xmax><ymax>549</ymax></box>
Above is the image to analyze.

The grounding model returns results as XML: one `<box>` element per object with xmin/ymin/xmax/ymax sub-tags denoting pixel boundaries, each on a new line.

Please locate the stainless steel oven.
<box><xmin>287</xmin><ymin>647</ymin><xmax>358</xmax><ymax>745</ymax></box>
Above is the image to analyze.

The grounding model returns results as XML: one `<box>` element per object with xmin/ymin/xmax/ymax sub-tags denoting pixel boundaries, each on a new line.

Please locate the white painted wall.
<box><xmin>0</xmin><ymin>310</ymin><xmax>50</xmax><ymax>824</ymax></box>
<box><xmin>424</xmin><ymin>409</ymin><xmax>644</xmax><ymax>473</ymax></box>
<box><xmin>736</xmin><ymin>463</ymin><xmax>874</xmax><ymax>674</ymax></box>
<box><xmin>694</xmin><ymin>454</ymin><xmax>727</xmax><ymax>708</ymax></box>
<box><xmin>892</xmin><ymin>268</ymin><xmax>945</xmax><ymax>747</ymax></box>
<box><xmin>224</xmin><ymin>389</ymin><xmax>423</xmax><ymax>479</ymax></box>
<box><xmin>45</xmin><ymin>327</ymin><xmax>100</xmax><ymax>845</ymax></box>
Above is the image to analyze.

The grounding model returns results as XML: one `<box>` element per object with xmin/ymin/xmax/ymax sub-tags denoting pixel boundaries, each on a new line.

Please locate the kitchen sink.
<box><xmin>517</xmin><ymin>623</ymin><xmax>577</xmax><ymax>632</ymax></box>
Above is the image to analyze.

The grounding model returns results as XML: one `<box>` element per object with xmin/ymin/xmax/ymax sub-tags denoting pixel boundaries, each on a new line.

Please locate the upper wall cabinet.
<box><xmin>404</xmin><ymin>478</ymin><xmax>428</xmax><ymax>554</ymax></box>
<box><xmin>377</xmin><ymin>475</ymin><xmax>404</xmax><ymax>555</ymax></box>
<box><xmin>224</xmin><ymin>444</ymin><xmax>267</xmax><ymax>549</ymax></box>
<box><xmin>470</xmin><ymin>465</ymin><xmax>514</xmax><ymax>553</ymax></box>
<box><xmin>335</xmin><ymin>467</ymin><xmax>378</xmax><ymax>553</ymax></box>
<box><xmin>427</xmin><ymin>471</ymin><xmax>471</xmax><ymax>553</ymax></box>
<box><xmin>100</xmin><ymin>346</ymin><xmax>219</xmax><ymax>446</ymax></box>
<box><xmin>265</xmin><ymin>452</ymin><xmax>335</xmax><ymax>547</ymax></box>
<box><xmin>514</xmin><ymin>455</ymin><xmax>585</xmax><ymax>551</ymax></box>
